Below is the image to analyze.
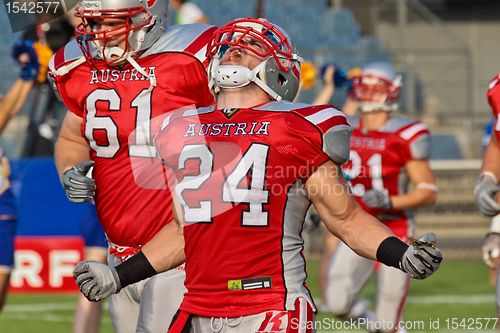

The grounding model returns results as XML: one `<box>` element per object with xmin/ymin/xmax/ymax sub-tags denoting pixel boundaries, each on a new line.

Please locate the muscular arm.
<box><xmin>141</xmin><ymin>198</ymin><xmax>185</xmax><ymax>272</ymax></box>
<box><xmin>55</xmin><ymin>111</ymin><xmax>89</xmax><ymax>176</ymax></box>
<box><xmin>141</xmin><ymin>220</ymin><xmax>185</xmax><ymax>272</ymax></box>
<box><xmin>306</xmin><ymin>161</ymin><xmax>395</xmax><ymax>260</ymax></box>
<box><xmin>390</xmin><ymin>159</ymin><xmax>438</xmax><ymax>210</ymax></box>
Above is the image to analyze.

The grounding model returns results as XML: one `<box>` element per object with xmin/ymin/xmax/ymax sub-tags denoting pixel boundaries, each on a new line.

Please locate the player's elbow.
<box><xmin>420</xmin><ymin>188</ymin><xmax>438</xmax><ymax>206</ymax></box>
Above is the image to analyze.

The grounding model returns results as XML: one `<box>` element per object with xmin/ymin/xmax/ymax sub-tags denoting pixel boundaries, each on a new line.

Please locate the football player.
<box><xmin>49</xmin><ymin>0</ymin><xmax>216</xmax><ymax>332</ymax></box>
<box><xmin>476</xmin><ymin>74</ymin><xmax>500</xmax><ymax>317</ymax></box>
<box><xmin>0</xmin><ymin>151</ymin><xmax>17</xmax><ymax>312</ymax></box>
<box><xmin>322</xmin><ymin>62</ymin><xmax>438</xmax><ymax>332</ymax></box>
<box><xmin>72</xmin><ymin>18</ymin><xmax>442</xmax><ymax>332</ymax></box>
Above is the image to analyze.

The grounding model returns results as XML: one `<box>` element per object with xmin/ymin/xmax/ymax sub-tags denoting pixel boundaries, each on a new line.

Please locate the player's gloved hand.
<box><xmin>61</xmin><ymin>161</ymin><xmax>96</xmax><ymax>203</ymax></box>
<box><xmin>482</xmin><ymin>233</ymin><xmax>500</xmax><ymax>268</ymax></box>
<box><xmin>362</xmin><ymin>189</ymin><xmax>392</xmax><ymax>209</ymax></box>
<box><xmin>12</xmin><ymin>39</ymin><xmax>40</xmax><ymax>81</ymax></box>
<box><xmin>400</xmin><ymin>233</ymin><xmax>442</xmax><ymax>279</ymax></box>
<box><xmin>73</xmin><ymin>261</ymin><xmax>121</xmax><ymax>302</ymax></box>
<box><xmin>474</xmin><ymin>174</ymin><xmax>500</xmax><ymax>217</ymax></box>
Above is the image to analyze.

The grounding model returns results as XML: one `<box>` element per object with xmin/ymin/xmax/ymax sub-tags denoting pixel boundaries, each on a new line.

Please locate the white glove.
<box><xmin>73</xmin><ymin>261</ymin><xmax>121</xmax><ymax>302</ymax></box>
<box><xmin>474</xmin><ymin>174</ymin><xmax>500</xmax><ymax>217</ymax></box>
<box><xmin>482</xmin><ymin>233</ymin><xmax>500</xmax><ymax>268</ymax></box>
<box><xmin>401</xmin><ymin>233</ymin><xmax>442</xmax><ymax>279</ymax></box>
<box><xmin>61</xmin><ymin>161</ymin><xmax>96</xmax><ymax>203</ymax></box>
<box><xmin>362</xmin><ymin>189</ymin><xmax>392</xmax><ymax>209</ymax></box>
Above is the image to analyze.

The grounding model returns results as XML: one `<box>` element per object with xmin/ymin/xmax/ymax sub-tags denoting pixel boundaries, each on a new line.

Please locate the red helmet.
<box><xmin>353</xmin><ymin>62</ymin><xmax>402</xmax><ymax>112</ymax></box>
<box><xmin>206</xmin><ymin>17</ymin><xmax>302</xmax><ymax>101</ymax></box>
<box><xmin>74</xmin><ymin>0</ymin><xmax>168</xmax><ymax>66</ymax></box>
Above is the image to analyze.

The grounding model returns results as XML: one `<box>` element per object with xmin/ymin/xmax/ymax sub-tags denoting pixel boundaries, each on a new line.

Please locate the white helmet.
<box><xmin>353</xmin><ymin>62</ymin><xmax>402</xmax><ymax>112</ymax></box>
<box><xmin>75</xmin><ymin>0</ymin><xmax>168</xmax><ymax>66</ymax></box>
<box><xmin>206</xmin><ymin>17</ymin><xmax>302</xmax><ymax>102</ymax></box>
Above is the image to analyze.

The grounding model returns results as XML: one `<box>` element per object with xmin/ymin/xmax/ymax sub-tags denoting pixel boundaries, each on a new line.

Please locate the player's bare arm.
<box><xmin>307</xmin><ymin>161</ymin><xmax>394</xmax><ymax>259</ymax></box>
<box><xmin>55</xmin><ymin>111</ymin><xmax>90</xmax><ymax>175</ymax></box>
<box><xmin>55</xmin><ymin>112</ymin><xmax>96</xmax><ymax>203</ymax></box>
<box><xmin>390</xmin><ymin>159</ymin><xmax>438</xmax><ymax>210</ymax></box>
<box><xmin>307</xmin><ymin>161</ymin><xmax>442</xmax><ymax>279</ymax></box>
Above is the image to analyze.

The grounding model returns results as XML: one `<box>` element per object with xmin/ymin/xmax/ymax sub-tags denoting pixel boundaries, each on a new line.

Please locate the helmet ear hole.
<box><xmin>278</xmin><ymin>73</ymin><xmax>287</xmax><ymax>86</ymax></box>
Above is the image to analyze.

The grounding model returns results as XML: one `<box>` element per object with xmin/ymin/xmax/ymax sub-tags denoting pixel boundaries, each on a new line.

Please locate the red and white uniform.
<box><xmin>49</xmin><ymin>24</ymin><xmax>216</xmax><ymax>249</ymax></box>
<box><xmin>343</xmin><ymin>115</ymin><xmax>431</xmax><ymax>239</ymax></box>
<box><xmin>155</xmin><ymin>101</ymin><xmax>350</xmax><ymax>318</ymax></box>
<box><xmin>488</xmin><ymin>74</ymin><xmax>500</xmax><ymax>143</ymax></box>
<box><xmin>326</xmin><ymin>115</ymin><xmax>431</xmax><ymax>330</ymax></box>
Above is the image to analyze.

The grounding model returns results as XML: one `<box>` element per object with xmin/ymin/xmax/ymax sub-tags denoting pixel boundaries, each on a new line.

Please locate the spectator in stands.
<box><xmin>313</xmin><ymin>64</ymin><xmax>358</xmax><ymax>116</ymax></box>
<box><xmin>171</xmin><ymin>0</ymin><xmax>208</xmax><ymax>25</ymax></box>
<box><xmin>476</xmin><ymin>74</ymin><xmax>500</xmax><ymax>318</ymax></box>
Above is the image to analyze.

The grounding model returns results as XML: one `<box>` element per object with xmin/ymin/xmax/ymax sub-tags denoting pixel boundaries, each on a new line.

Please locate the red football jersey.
<box><xmin>342</xmin><ymin>115</ymin><xmax>431</xmax><ymax>222</ymax></box>
<box><xmin>49</xmin><ymin>25</ymin><xmax>216</xmax><ymax>247</ymax></box>
<box><xmin>488</xmin><ymin>74</ymin><xmax>500</xmax><ymax>143</ymax></box>
<box><xmin>155</xmin><ymin>102</ymin><xmax>350</xmax><ymax>317</ymax></box>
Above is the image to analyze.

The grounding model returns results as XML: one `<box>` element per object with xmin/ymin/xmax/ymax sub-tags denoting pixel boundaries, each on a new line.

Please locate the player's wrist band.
<box><xmin>376</xmin><ymin>236</ymin><xmax>409</xmax><ymax>269</ymax></box>
<box><xmin>490</xmin><ymin>214</ymin><xmax>500</xmax><ymax>233</ymax></box>
<box><xmin>482</xmin><ymin>171</ymin><xmax>498</xmax><ymax>184</ymax></box>
<box><xmin>115</xmin><ymin>251</ymin><xmax>157</xmax><ymax>289</ymax></box>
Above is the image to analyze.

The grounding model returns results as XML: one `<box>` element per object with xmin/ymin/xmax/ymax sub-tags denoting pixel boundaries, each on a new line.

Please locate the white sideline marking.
<box><xmin>407</xmin><ymin>294</ymin><xmax>495</xmax><ymax>304</ymax></box>
<box><xmin>314</xmin><ymin>294</ymin><xmax>495</xmax><ymax>306</ymax></box>
<box><xmin>4</xmin><ymin>302</ymin><xmax>75</xmax><ymax>312</ymax></box>
<box><xmin>2</xmin><ymin>312</ymin><xmax>73</xmax><ymax>323</ymax></box>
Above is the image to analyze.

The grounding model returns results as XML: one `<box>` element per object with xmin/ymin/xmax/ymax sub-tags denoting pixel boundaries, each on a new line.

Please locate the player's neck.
<box><xmin>216</xmin><ymin>86</ymin><xmax>272</xmax><ymax>109</ymax></box>
<box><xmin>360</xmin><ymin>111</ymin><xmax>390</xmax><ymax>131</ymax></box>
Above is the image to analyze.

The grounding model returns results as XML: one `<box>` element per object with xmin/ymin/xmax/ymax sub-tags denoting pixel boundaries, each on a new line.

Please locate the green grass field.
<box><xmin>0</xmin><ymin>259</ymin><xmax>496</xmax><ymax>332</ymax></box>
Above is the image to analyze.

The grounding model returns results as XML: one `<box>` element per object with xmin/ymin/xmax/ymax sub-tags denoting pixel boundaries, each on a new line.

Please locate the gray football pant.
<box><xmin>108</xmin><ymin>254</ymin><xmax>186</xmax><ymax>333</ymax></box>
<box><xmin>326</xmin><ymin>242</ymin><xmax>409</xmax><ymax>329</ymax></box>
<box><xmin>187</xmin><ymin>297</ymin><xmax>313</xmax><ymax>332</ymax></box>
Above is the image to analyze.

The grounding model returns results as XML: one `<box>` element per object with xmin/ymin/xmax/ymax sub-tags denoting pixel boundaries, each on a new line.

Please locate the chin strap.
<box><xmin>126</xmin><ymin>54</ymin><xmax>157</xmax><ymax>92</ymax></box>
<box><xmin>105</xmin><ymin>46</ymin><xmax>157</xmax><ymax>92</ymax></box>
<box><xmin>359</xmin><ymin>101</ymin><xmax>398</xmax><ymax>113</ymax></box>
<box><xmin>215</xmin><ymin>61</ymin><xmax>282</xmax><ymax>101</ymax></box>
<box><xmin>50</xmin><ymin>56</ymin><xmax>87</xmax><ymax>76</ymax></box>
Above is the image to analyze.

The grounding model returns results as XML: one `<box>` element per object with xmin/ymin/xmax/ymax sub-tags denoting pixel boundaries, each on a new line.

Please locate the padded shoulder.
<box><xmin>159</xmin><ymin>105</ymin><xmax>216</xmax><ymax>131</ymax></box>
<box><xmin>293</xmin><ymin>104</ymin><xmax>352</xmax><ymax>165</ymax></box>
<box><xmin>142</xmin><ymin>24</ymin><xmax>217</xmax><ymax>64</ymax></box>
<box><xmin>253</xmin><ymin>101</ymin><xmax>311</xmax><ymax>112</ymax></box>
<box><xmin>379</xmin><ymin>115</ymin><xmax>416</xmax><ymax>133</ymax></box>
<box><xmin>48</xmin><ymin>40</ymin><xmax>85</xmax><ymax>74</ymax></box>
<box><xmin>390</xmin><ymin>116</ymin><xmax>431</xmax><ymax>159</ymax></box>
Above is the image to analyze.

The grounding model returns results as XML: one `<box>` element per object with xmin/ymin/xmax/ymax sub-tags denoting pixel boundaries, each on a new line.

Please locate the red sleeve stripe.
<box><xmin>399</xmin><ymin>122</ymin><xmax>429</xmax><ymax>140</ymax></box>
<box><xmin>294</xmin><ymin>105</ymin><xmax>331</xmax><ymax>118</ymax></box>
<box><xmin>184</xmin><ymin>26</ymin><xmax>218</xmax><ymax>58</ymax></box>
<box><xmin>405</xmin><ymin>129</ymin><xmax>430</xmax><ymax>143</ymax></box>
<box><xmin>304</xmin><ymin>107</ymin><xmax>346</xmax><ymax>125</ymax></box>
<box><xmin>488</xmin><ymin>74</ymin><xmax>500</xmax><ymax>90</ymax></box>
<box><xmin>53</xmin><ymin>47</ymin><xmax>66</xmax><ymax>71</ymax></box>
<box><xmin>316</xmin><ymin>115</ymin><xmax>350</xmax><ymax>133</ymax></box>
